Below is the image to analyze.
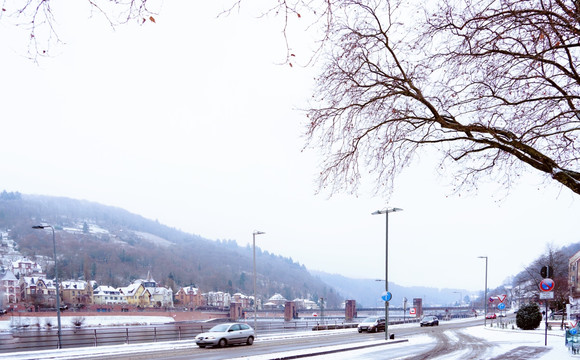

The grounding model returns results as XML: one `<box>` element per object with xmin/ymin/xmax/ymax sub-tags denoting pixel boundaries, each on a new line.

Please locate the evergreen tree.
<box><xmin>516</xmin><ymin>303</ymin><xmax>543</xmax><ymax>330</ymax></box>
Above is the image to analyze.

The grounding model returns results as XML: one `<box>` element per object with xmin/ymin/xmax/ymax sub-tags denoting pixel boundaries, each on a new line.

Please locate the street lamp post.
<box><xmin>478</xmin><ymin>256</ymin><xmax>488</xmax><ymax>327</ymax></box>
<box><xmin>453</xmin><ymin>291</ymin><xmax>462</xmax><ymax>306</ymax></box>
<box><xmin>252</xmin><ymin>230</ymin><xmax>265</xmax><ymax>335</ymax></box>
<box><xmin>32</xmin><ymin>224</ymin><xmax>61</xmax><ymax>348</ymax></box>
<box><xmin>403</xmin><ymin>297</ymin><xmax>408</xmax><ymax>323</ymax></box>
<box><xmin>372</xmin><ymin>207</ymin><xmax>403</xmax><ymax>340</ymax></box>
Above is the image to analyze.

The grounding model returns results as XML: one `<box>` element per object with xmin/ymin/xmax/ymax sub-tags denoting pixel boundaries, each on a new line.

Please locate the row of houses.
<box><xmin>0</xmin><ymin>269</ymin><xmax>176</xmax><ymax>309</ymax></box>
<box><xmin>0</xmin><ymin>259</ymin><xmax>320</xmax><ymax>311</ymax></box>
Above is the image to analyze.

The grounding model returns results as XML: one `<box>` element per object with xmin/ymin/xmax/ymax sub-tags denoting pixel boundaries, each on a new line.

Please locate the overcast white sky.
<box><xmin>1</xmin><ymin>1</ymin><xmax>579</xmax><ymax>293</ymax></box>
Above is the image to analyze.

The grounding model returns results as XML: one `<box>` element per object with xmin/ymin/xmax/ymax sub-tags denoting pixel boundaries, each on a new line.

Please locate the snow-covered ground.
<box><xmin>282</xmin><ymin>325</ymin><xmax>572</xmax><ymax>359</ymax></box>
<box><xmin>0</xmin><ymin>316</ymin><xmax>577</xmax><ymax>359</ymax></box>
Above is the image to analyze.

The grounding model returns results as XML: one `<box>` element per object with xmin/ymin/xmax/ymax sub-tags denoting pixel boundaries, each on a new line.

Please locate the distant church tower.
<box><xmin>143</xmin><ymin>270</ymin><xmax>156</xmax><ymax>288</ymax></box>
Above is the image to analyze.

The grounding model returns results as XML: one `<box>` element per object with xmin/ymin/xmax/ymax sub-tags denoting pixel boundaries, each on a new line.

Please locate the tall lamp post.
<box><xmin>252</xmin><ymin>230</ymin><xmax>265</xmax><ymax>335</ymax></box>
<box><xmin>478</xmin><ymin>256</ymin><xmax>488</xmax><ymax>327</ymax></box>
<box><xmin>32</xmin><ymin>224</ymin><xmax>61</xmax><ymax>348</ymax></box>
<box><xmin>372</xmin><ymin>207</ymin><xmax>403</xmax><ymax>340</ymax></box>
<box><xmin>453</xmin><ymin>291</ymin><xmax>462</xmax><ymax>306</ymax></box>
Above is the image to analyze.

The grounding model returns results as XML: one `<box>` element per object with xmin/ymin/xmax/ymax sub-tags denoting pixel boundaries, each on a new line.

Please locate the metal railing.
<box><xmin>0</xmin><ymin>315</ymin><xmax>449</xmax><ymax>354</ymax></box>
<box><xmin>0</xmin><ymin>320</ymin><xmax>351</xmax><ymax>354</ymax></box>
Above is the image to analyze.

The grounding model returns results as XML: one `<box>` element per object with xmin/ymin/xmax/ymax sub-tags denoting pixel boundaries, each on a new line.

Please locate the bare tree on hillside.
<box><xmin>513</xmin><ymin>244</ymin><xmax>569</xmax><ymax>314</ymax></box>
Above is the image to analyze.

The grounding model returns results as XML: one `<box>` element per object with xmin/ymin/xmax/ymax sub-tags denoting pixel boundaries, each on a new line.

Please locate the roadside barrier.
<box><xmin>0</xmin><ymin>320</ymin><xmax>348</xmax><ymax>354</ymax></box>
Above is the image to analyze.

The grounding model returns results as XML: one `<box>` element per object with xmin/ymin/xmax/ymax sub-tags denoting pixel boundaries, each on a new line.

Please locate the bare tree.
<box><xmin>0</xmin><ymin>0</ymin><xmax>157</xmax><ymax>60</ymax></box>
<box><xmin>4</xmin><ymin>0</ymin><xmax>578</xmax><ymax>195</ymax></box>
<box><xmin>516</xmin><ymin>244</ymin><xmax>568</xmax><ymax>287</ymax></box>
<box><xmin>513</xmin><ymin>244</ymin><xmax>569</xmax><ymax>325</ymax></box>
<box><xmin>302</xmin><ymin>0</ymin><xmax>580</xmax><ymax>196</ymax></box>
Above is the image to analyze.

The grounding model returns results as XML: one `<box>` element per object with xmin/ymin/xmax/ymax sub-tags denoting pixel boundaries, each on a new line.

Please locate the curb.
<box><xmin>260</xmin><ymin>339</ymin><xmax>409</xmax><ymax>360</ymax></box>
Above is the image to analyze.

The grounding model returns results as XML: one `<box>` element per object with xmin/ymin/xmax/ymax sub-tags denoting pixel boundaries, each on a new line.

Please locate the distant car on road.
<box><xmin>195</xmin><ymin>322</ymin><xmax>255</xmax><ymax>348</ymax></box>
<box><xmin>420</xmin><ymin>315</ymin><xmax>439</xmax><ymax>327</ymax></box>
<box><xmin>357</xmin><ymin>316</ymin><xmax>385</xmax><ymax>333</ymax></box>
<box><xmin>486</xmin><ymin>313</ymin><xmax>497</xmax><ymax>319</ymax></box>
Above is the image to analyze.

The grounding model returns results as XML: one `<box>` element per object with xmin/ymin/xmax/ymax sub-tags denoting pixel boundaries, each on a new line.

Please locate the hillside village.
<box><xmin>0</xmin><ymin>229</ymin><xmax>321</xmax><ymax>315</ymax></box>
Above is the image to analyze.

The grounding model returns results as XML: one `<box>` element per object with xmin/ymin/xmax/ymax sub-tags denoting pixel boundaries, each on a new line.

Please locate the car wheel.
<box><xmin>246</xmin><ymin>336</ymin><xmax>254</xmax><ymax>345</ymax></box>
<box><xmin>197</xmin><ymin>345</ymin><xmax>205</xmax><ymax>348</ymax></box>
<box><xmin>420</xmin><ymin>324</ymin><xmax>423</xmax><ymax>327</ymax></box>
<box><xmin>372</xmin><ymin>327</ymin><xmax>377</xmax><ymax>333</ymax></box>
<box><xmin>218</xmin><ymin>338</ymin><xmax>227</xmax><ymax>348</ymax></box>
<box><xmin>358</xmin><ymin>329</ymin><xmax>362</xmax><ymax>333</ymax></box>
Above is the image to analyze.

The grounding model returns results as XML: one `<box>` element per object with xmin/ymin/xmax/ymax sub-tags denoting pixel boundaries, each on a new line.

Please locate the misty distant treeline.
<box><xmin>0</xmin><ymin>191</ymin><xmax>22</xmax><ymax>201</ymax></box>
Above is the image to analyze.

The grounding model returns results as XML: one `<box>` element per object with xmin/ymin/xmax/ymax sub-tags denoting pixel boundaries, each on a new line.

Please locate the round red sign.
<box><xmin>539</xmin><ymin>278</ymin><xmax>555</xmax><ymax>292</ymax></box>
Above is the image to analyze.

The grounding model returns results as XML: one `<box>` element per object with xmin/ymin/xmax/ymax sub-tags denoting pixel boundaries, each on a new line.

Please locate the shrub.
<box><xmin>72</xmin><ymin>317</ymin><xmax>85</xmax><ymax>327</ymax></box>
<box><xmin>516</xmin><ymin>303</ymin><xmax>543</xmax><ymax>330</ymax></box>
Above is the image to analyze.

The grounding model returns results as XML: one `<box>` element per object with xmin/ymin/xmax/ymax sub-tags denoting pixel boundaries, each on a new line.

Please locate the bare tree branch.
<box><xmin>3</xmin><ymin>0</ymin><xmax>579</xmax><ymax>197</ymax></box>
<box><xmin>0</xmin><ymin>0</ymin><xmax>157</xmax><ymax>61</ymax></box>
<box><xmin>302</xmin><ymin>0</ymin><xmax>580</xmax><ymax>196</ymax></box>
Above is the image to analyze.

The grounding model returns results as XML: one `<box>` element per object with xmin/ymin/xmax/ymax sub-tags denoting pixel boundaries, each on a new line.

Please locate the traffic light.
<box><xmin>540</xmin><ymin>265</ymin><xmax>553</xmax><ymax>278</ymax></box>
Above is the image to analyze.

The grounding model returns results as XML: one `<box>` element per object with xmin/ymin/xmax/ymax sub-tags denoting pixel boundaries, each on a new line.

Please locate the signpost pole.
<box><xmin>539</xmin><ymin>274</ymin><xmax>555</xmax><ymax>347</ymax></box>
<box><xmin>545</xmin><ymin>301</ymin><xmax>548</xmax><ymax>346</ymax></box>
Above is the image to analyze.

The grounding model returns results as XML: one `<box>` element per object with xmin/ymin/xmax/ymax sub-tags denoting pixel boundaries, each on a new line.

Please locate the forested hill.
<box><xmin>0</xmin><ymin>192</ymin><xmax>343</xmax><ymax>307</ymax></box>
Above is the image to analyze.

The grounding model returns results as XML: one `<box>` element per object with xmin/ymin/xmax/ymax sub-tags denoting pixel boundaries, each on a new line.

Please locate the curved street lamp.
<box><xmin>32</xmin><ymin>224</ymin><xmax>62</xmax><ymax>348</ymax></box>
<box><xmin>478</xmin><ymin>256</ymin><xmax>488</xmax><ymax>327</ymax></box>
<box><xmin>372</xmin><ymin>207</ymin><xmax>403</xmax><ymax>340</ymax></box>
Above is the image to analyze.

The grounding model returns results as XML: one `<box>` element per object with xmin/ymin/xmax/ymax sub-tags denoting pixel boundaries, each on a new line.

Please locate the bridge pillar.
<box><xmin>229</xmin><ymin>302</ymin><xmax>242</xmax><ymax>320</ymax></box>
<box><xmin>413</xmin><ymin>298</ymin><xmax>423</xmax><ymax>318</ymax></box>
<box><xmin>284</xmin><ymin>301</ymin><xmax>297</xmax><ymax>321</ymax></box>
<box><xmin>345</xmin><ymin>299</ymin><xmax>357</xmax><ymax>321</ymax></box>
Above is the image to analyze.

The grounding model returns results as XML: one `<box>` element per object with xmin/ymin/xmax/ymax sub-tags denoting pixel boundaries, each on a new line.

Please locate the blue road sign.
<box><xmin>498</xmin><ymin>303</ymin><xmax>506</xmax><ymax>310</ymax></box>
<box><xmin>381</xmin><ymin>291</ymin><xmax>392</xmax><ymax>302</ymax></box>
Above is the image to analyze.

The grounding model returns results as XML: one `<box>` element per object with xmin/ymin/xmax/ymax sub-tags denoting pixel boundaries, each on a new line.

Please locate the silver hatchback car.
<box><xmin>195</xmin><ymin>322</ymin><xmax>255</xmax><ymax>348</ymax></box>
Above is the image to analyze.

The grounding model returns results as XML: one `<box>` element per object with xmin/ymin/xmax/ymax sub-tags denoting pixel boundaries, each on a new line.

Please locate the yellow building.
<box><xmin>120</xmin><ymin>282</ymin><xmax>151</xmax><ymax>307</ymax></box>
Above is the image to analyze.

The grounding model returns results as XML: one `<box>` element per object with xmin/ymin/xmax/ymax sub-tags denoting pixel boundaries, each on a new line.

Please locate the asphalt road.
<box><xmin>81</xmin><ymin>318</ymin><xmax>486</xmax><ymax>360</ymax></box>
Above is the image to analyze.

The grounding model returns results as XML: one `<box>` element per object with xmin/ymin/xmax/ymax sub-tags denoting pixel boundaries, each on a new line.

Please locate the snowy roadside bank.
<box><xmin>0</xmin><ymin>315</ymin><xmax>175</xmax><ymax>331</ymax></box>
